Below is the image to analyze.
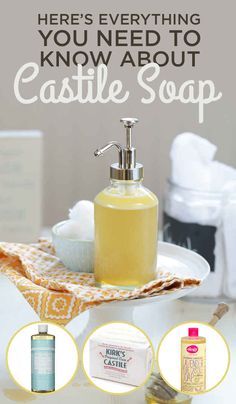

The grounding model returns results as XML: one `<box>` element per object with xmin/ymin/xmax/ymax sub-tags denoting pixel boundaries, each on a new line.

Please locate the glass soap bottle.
<box><xmin>94</xmin><ymin>118</ymin><xmax>158</xmax><ymax>289</ymax></box>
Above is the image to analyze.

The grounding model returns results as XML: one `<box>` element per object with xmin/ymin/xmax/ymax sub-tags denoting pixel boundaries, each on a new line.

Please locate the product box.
<box><xmin>89</xmin><ymin>328</ymin><xmax>153</xmax><ymax>386</ymax></box>
<box><xmin>0</xmin><ymin>131</ymin><xmax>43</xmax><ymax>243</ymax></box>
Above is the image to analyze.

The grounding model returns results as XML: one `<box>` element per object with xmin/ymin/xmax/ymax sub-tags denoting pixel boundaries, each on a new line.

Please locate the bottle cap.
<box><xmin>94</xmin><ymin>118</ymin><xmax>144</xmax><ymax>181</ymax></box>
<box><xmin>38</xmin><ymin>324</ymin><xmax>48</xmax><ymax>333</ymax></box>
<box><xmin>188</xmin><ymin>327</ymin><xmax>199</xmax><ymax>337</ymax></box>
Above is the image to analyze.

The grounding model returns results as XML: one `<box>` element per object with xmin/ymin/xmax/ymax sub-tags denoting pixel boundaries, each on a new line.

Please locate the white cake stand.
<box><xmin>67</xmin><ymin>241</ymin><xmax>210</xmax><ymax>345</ymax></box>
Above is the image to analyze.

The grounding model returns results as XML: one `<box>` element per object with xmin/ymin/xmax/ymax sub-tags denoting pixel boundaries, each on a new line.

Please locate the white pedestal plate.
<box><xmin>68</xmin><ymin>242</ymin><xmax>210</xmax><ymax>344</ymax></box>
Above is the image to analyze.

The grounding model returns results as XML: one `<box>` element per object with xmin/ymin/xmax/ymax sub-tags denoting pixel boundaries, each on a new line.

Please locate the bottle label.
<box><xmin>32</xmin><ymin>350</ymin><xmax>54</xmax><ymax>374</ymax></box>
<box><xmin>181</xmin><ymin>342</ymin><xmax>206</xmax><ymax>393</ymax></box>
<box><xmin>163</xmin><ymin>212</ymin><xmax>216</xmax><ymax>271</ymax></box>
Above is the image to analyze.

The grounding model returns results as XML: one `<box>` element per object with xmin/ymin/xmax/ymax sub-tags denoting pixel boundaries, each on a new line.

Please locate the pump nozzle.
<box><xmin>94</xmin><ymin>141</ymin><xmax>123</xmax><ymax>167</ymax></box>
<box><xmin>94</xmin><ymin>118</ymin><xmax>143</xmax><ymax>181</ymax></box>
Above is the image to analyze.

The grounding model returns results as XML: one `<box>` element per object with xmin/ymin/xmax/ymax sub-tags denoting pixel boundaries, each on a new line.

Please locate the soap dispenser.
<box><xmin>94</xmin><ymin>118</ymin><xmax>158</xmax><ymax>289</ymax></box>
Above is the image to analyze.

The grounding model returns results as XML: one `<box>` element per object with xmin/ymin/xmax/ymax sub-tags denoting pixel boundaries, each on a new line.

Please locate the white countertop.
<box><xmin>0</xmin><ymin>273</ymin><xmax>235</xmax><ymax>404</ymax></box>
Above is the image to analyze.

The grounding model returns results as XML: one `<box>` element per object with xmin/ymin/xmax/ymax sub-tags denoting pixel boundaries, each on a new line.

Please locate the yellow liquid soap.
<box><xmin>94</xmin><ymin>181</ymin><xmax>158</xmax><ymax>289</ymax></box>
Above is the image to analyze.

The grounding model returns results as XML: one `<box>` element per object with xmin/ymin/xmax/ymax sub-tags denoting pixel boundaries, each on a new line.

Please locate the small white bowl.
<box><xmin>52</xmin><ymin>220</ymin><xmax>94</xmax><ymax>273</ymax></box>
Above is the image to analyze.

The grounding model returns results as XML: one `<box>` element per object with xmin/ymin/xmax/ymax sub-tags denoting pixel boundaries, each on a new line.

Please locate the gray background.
<box><xmin>1</xmin><ymin>0</ymin><xmax>235</xmax><ymax>227</ymax></box>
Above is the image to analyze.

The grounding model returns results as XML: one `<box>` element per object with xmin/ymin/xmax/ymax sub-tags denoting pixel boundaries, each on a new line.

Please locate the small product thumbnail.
<box><xmin>6</xmin><ymin>322</ymin><xmax>79</xmax><ymax>393</ymax></box>
<box><xmin>83</xmin><ymin>322</ymin><xmax>154</xmax><ymax>394</ymax></box>
<box><xmin>157</xmin><ymin>321</ymin><xmax>230</xmax><ymax>395</ymax></box>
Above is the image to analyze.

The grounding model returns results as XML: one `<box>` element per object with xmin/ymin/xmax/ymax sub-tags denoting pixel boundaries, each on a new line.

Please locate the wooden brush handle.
<box><xmin>209</xmin><ymin>303</ymin><xmax>229</xmax><ymax>326</ymax></box>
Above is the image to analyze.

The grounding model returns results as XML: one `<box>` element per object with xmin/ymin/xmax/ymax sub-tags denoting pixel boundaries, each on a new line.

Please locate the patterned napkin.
<box><xmin>0</xmin><ymin>240</ymin><xmax>200</xmax><ymax>325</ymax></box>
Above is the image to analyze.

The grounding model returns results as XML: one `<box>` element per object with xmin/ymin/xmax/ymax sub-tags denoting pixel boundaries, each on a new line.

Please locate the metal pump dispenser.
<box><xmin>94</xmin><ymin>118</ymin><xmax>144</xmax><ymax>181</ymax></box>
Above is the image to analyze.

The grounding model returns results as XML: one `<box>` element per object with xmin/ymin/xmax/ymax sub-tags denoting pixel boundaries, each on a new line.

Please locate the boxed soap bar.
<box><xmin>89</xmin><ymin>325</ymin><xmax>153</xmax><ymax>386</ymax></box>
<box><xmin>0</xmin><ymin>131</ymin><xmax>43</xmax><ymax>243</ymax></box>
